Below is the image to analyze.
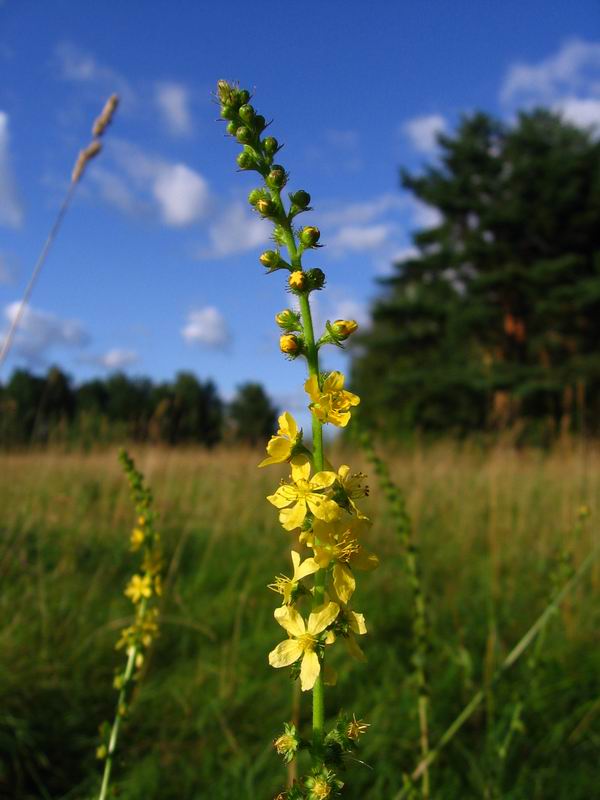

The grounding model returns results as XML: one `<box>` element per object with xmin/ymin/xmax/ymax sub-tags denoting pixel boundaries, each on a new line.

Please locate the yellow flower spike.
<box><xmin>259</xmin><ymin>411</ymin><xmax>302</xmax><ymax>468</ymax></box>
<box><xmin>267</xmin><ymin>456</ymin><xmax>341</xmax><ymax>531</ymax></box>
<box><xmin>268</xmin><ymin>550</ymin><xmax>320</xmax><ymax>604</ymax></box>
<box><xmin>268</xmin><ymin>601</ymin><xmax>339</xmax><ymax>691</ymax></box>
<box><xmin>124</xmin><ymin>574</ymin><xmax>152</xmax><ymax>604</ymax></box>
<box><xmin>305</xmin><ymin>371</ymin><xmax>360</xmax><ymax>427</ymax></box>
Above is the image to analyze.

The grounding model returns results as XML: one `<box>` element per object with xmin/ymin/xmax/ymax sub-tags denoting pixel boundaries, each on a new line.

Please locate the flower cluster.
<box><xmin>217</xmin><ymin>80</ymin><xmax>376</xmax><ymax>798</ymax></box>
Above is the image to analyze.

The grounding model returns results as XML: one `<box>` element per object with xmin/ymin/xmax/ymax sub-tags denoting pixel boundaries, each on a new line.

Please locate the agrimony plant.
<box><xmin>217</xmin><ymin>80</ymin><xmax>377</xmax><ymax>799</ymax></box>
<box><xmin>96</xmin><ymin>449</ymin><xmax>164</xmax><ymax>800</ymax></box>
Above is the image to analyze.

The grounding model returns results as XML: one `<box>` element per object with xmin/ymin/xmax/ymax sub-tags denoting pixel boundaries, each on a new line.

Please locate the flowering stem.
<box><xmin>98</xmin><ymin>598</ymin><xmax>146</xmax><ymax>800</ymax></box>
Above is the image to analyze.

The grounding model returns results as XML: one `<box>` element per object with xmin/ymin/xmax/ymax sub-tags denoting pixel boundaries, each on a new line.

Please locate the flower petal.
<box><xmin>307</xmin><ymin>495</ymin><xmax>341</xmax><ymax>522</ymax></box>
<box><xmin>295</xmin><ymin>556</ymin><xmax>320</xmax><ymax>581</ymax></box>
<box><xmin>324</xmin><ymin>371</ymin><xmax>345</xmax><ymax>392</ymax></box>
<box><xmin>274</xmin><ymin>605</ymin><xmax>306</xmax><ymax>637</ymax></box>
<box><xmin>290</xmin><ymin>455</ymin><xmax>311</xmax><ymax>482</ymax></box>
<box><xmin>269</xmin><ymin>639</ymin><xmax>304</xmax><ymax>668</ymax></box>
<box><xmin>350</xmin><ymin>611</ymin><xmax>367</xmax><ymax>635</ymax></box>
<box><xmin>310</xmin><ymin>470</ymin><xmax>338</xmax><ymax>489</ymax></box>
<box><xmin>280</xmin><ymin>500</ymin><xmax>307</xmax><ymax>531</ymax></box>
<box><xmin>308</xmin><ymin>601</ymin><xmax>340</xmax><ymax>635</ymax></box>
<box><xmin>300</xmin><ymin>649</ymin><xmax>321</xmax><ymax>691</ymax></box>
<box><xmin>351</xmin><ymin>548</ymin><xmax>379</xmax><ymax>571</ymax></box>
<box><xmin>267</xmin><ymin>485</ymin><xmax>297</xmax><ymax>508</ymax></box>
<box><xmin>278</xmin><ymin>411</ymin><xmax>298</xmax><ymax>439</ymax></box>
<box><xmin>290</xmin><ymin>550</ymin><xmax>301</xmax><ymax>572</ymax></box>
<box><xmin>304</xmin><ymin>375</ymin><xmax>320</xmax><ymax>402</ymax></box>
<box><xmin>333</xmin><ymin>563</ymin><xmax>356</xmax><ymax>604</ymax></box>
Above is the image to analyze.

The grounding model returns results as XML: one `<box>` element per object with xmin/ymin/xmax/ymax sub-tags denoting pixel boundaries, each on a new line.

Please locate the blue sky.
<box><xmin>1</xmin><ymin>0</ymin><xmax>599</xmax><ymax>417</ymax></box>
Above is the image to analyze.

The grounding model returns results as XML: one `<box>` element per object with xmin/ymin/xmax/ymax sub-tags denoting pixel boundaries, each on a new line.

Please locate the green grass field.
<box><xmin>1</xmin><ymin>443</ymin><xmax>599</xmax><ymax>799</ymax></box>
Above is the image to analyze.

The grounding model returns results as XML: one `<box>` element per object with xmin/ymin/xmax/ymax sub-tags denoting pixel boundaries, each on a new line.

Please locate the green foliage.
<box><xmin>228</xmin><ymin>382</ymin><xmax>278</xmax><ymax>446</ymax></box>
<box><xmin>0</xmin><ymin>368</ymin><xmax>277</xmax><ymax>448</ymax></box>
<box><xmin>352</xmin><ymin>110</ymin><xmax>600</xmax><ymax>439</ymax></box>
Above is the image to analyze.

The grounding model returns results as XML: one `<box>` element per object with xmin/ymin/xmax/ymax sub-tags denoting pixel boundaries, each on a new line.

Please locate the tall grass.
<box><xmin>1</xmin><ymin>442</ymin><xmax>598</xmax><ymax>798</ymax></box>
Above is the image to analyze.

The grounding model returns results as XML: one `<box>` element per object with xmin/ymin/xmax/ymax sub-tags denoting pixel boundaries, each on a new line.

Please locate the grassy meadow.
<box><xmin>1</xmin><ymin>443</ymin><xmax>599</xmax><ymax>799</ymax></box>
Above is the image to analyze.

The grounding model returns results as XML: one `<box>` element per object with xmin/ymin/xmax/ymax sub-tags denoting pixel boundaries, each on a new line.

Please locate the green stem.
<box><xmin>98</xmin><ymin>598</ymin><xmax>146</xmax><ymax>800</ymax></box>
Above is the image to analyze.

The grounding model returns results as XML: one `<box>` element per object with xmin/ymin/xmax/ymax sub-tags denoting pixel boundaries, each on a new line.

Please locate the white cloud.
<box><xmin>410</xmin><ymin>199</ymin><xmax>442</xmax><ymax>229</ymax></box>
<box><xmin>403</xmin><ymin>113</ymin><xmax>447</xmax><ymax>154</ymax></box>
<box><xmin>91</xmin><ymin>348</ymin><xmax>139</xmax><ymax>370</ymax></box>
<box><xmin>319</xmin><ymin>194</ymin><xmax>404</xmax><ymax>227</ymax></box>
<box><xmin>198</xmin><ymin>202</ymin><xmax>271</xmax><ymax>259</ymax></box>
<box><xmin>0</xmin><ymin>112</ymin><xmax>23</xmax><ymax>228</ymax></box>
<box><xmin>501</xmin><ymin>39</ymin><xmax>600</xmax><ymax>105</ymax></box>
<box><xmin>155</xmin><ymin>82</ymin><xmax>192</xmax><ymax>136</ymax></box>
<box><xmin>181</xmin><ymin>306</ymin><xmax>230</xmax><ymax>349</ymax></box>
<box><xmin>3</xmin><ymin>302</ymin><xmax>89</xmax><ymax>365</ymax></box>
<box><xmin>54</xmin><ymin>42</ymin><xmax>135</xmax><ymax>106</ymax></box>
<box><xmin>93</xmin><ymin>140</ymin><xmax>211</xmax><ymax>226</ymax></box>
<box><xmin>553</xmin><ymin>96</ymin><xmax>600</xmax><ymax>129</ymax></box>
<box><xmin>328</xmin><ymin>224</ymin><xmax>392</xmax><ymax>253</ymax></box>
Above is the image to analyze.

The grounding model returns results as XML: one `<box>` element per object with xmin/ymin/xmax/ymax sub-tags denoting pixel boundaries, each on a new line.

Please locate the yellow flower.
<box><xmin>325</xmin><ymin>585</ymin><xmax>368</xmax><ymax>661</ymax></box>
<box><xmin>124</xmin><ymin>574</ymin><xmax>152</xmax><ymax>604</ymax></box>
<box><xmin>267</xmin><ymin>457</ymin><xmax>341</xmax><ymax>531</ymax></box>
<box><xmin>305</xmin><ymin>371</ymin><xmax>360</xmax><ymax>427</ymax></box>
<box><xmin>269</xmin><ymin>550</ymin><xmax>320</xmax><ymax>604</ymax></box>
<box><xmin>130</xmin><ymin>527</ymin><xmax>145</xmax><ymax>551</ymax></box>
<box><xmin>268</xmin><ymin>601</ymin><xmax>339</xmax><ymax>691</ymax></box>
<box><xmin>337</xmin><ymin>464</ymin><xmax>370</xmax><ymax>518</ymax></box>
<box><xmin>311</xmin><ymin>516</ymin><xmax>378</xmax><ymax>603</ymax></box>
<box><xmin>259</xmin><ymin>411</ymin><xmax>301</xmax><ymax>468</ymax></box>
<box><xmin>331</xmin><ymin>319</ymin><xmax>358</xmax><ymax>339</ymax></box>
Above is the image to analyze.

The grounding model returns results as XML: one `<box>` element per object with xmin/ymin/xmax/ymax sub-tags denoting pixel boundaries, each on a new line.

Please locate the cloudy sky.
<box><xmin>1</xmin><ymin>0</ymin><xmax>599</xmax><ymax>415</ymax></box>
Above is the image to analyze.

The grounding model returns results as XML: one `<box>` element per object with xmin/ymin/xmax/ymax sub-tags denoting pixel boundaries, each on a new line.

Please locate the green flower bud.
<box><xmin>275</xmin><ymin>309</ymin><xmax>302</xmax><ymax>331</ymax></box>
<box><xmin>239</xmin><ymin>104</ymin><xmax>255</xmax><ymax>124</ymax></box>
<box><xmin>238</xmin><ymin>89</ymin><xmax>250</xmax><ymax>105</ymax></box>
<box><xmin>254</xmin><ymin>114</ymin><xmax>267</xmax><ymax>132</ymax></box>
<box><xmin>236</xmin><ymin>151</ymin><xmax>254</xmax><ymax>170</ymax></box>
<box><xmin>236</xmin><ymin>126</ymin><xmax>253</xmax><ymax>144</ymax></box>
<box><xmin>220</xmin><ymin>105</ymin><xmax>236</xmax><ymax>120</ymax></box>
<box><xmin>263</xmin><ymin>136</ymin><xmax>279</xmax><ymax>155</ymax></box>
<box><xmin>256</xmin><ymin>198</ymin><xmax>276</xmax><ymax>217</ymax></box>
<box><xmin>260</xmin><ymin>250</ymin><xmax>282</xmax><ymax>269</ymax></box>
<box><xmin>289</xmin><ymin>190</ymin><xmax>311</xmax><ymax>209</ymax></box>
<box><xmin>299</xmin><ymin>226</ymin><xmax>321</xmax><ymax>247</ymax></box>
<box><xmin>267</xmin><ymin>166</ymin><xmax>287</xmax><ymax>189</ymax></box>
<box><xmin>248</xmin><ymin>188</ymin><xmax>263</xmax><ymax>206</ymax></box>
<box><xmin>306</xmin><ymin>268</ymin><xmax>326</xmax><ymax>291</ymax></box>
<box><xmin>226</xmin><ymin>120</ymin><xmax>237</xmax><ymax>135</ymax></box>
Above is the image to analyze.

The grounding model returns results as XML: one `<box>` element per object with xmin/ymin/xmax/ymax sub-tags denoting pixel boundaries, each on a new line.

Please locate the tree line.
<box><xmin>351</xmin><ymin>109</ymin><xmax>600</xmax><ymax>442</ymax></box>
<box><xmin>0</xmin><ymin>367</ymin><xmax>278</xmax><ymax>447</ymax></box>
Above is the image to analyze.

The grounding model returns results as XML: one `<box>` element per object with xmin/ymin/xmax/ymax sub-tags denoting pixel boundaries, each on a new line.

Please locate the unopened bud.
<box><xmin>289</xmin><ymin>190</ymin><xmax>311</xmax><ymax>209</ymax></box>
<box><xmin>220</xmin><ymin>105</ymin><xmax>236</xmax><ymax>120</ymax></box>
<box><xmin>236</xmin><ymin>126</ymin><xmax>253</xmax><ymax>144</ymax></box>
<box><xmin>288</xmin><ymin>271</ymin><xmax>307</xmax><ymax>291</ymax></box>
<box><xmin>260</xmin><ymin>250</ymin><xmax>282</xmax><ymax>269</ymax></box>
<box><xmin>300</xmin><ymin>226</ymin><xmax>320</xmax><ymax>247</ymax></box>
<box><xmin>238</xmin><ymin>104</ymin><xmax>255</xmax><ymax>123</ymax></box>
<box><xmin>238</xmin><ymin>89</ymin><xmax>250</xmax><ymax>105</ymax></box>
<box><xmin>263</xmin><ymin>136</ymin><xmax>279</xmax><ymax>155</ymax></box>
<box><xmin>306</xmin><ymin>268</ymin><xmax>326</xmax><ymax>291</ymax></box>
<box><xmin>248</xmin><ymin>188</ymin><xmax>263</xmax><ymax>206</ymax></box>
<box><xmin>331</xmin><ymin>319</ymin><xmax>358</xmax><ymax>339</ymax></box>
<box><xmin>256</xmin><ymin>198</ymin><xmax>276</xmax><ymax>217</ymax></box>
<box><xmin>254</xmin><ymin>114</ymin><xmax>267</xmax><ymax>132</ymax></box>
<box><xmin>267</xmin><ymin>166</ymin><xmax>287</xmax><ymax>189</ymax></box>
<box><xmin>280</xmin><ymin>334</ymin><xmax>301</xmax><ymax>356</ymax></box>
<box><xmin>226</xmin><ymin>120</ymin><xmax>237</xmax><ymax>135</ymax></box>
<box><xmin>236</xmin><ymin>151</ymin><xmax>254</xmax><ymax>170</ymax></box>
<box><xmin>275</xmin><ymin>309</ymin><xmax>301</xmax><ymax>331</ymax></box>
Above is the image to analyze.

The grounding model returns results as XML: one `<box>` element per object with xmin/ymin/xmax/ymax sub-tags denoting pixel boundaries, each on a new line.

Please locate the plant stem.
<box><xmin>273</xmin><ymin>197</ymin><xmax>327</xmax><ymax>761</ymax></box>
<box><xmin>98</xmin><ymin>598</ymin><xmax>146</xmax><ymax>800</ymax></box>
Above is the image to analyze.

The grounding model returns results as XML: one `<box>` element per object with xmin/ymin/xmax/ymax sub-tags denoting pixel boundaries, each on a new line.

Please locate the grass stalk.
<box><xmin>394</xmin><ymin>540</ymin><xmax>600</xmax><ymax>799</ymax></box>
